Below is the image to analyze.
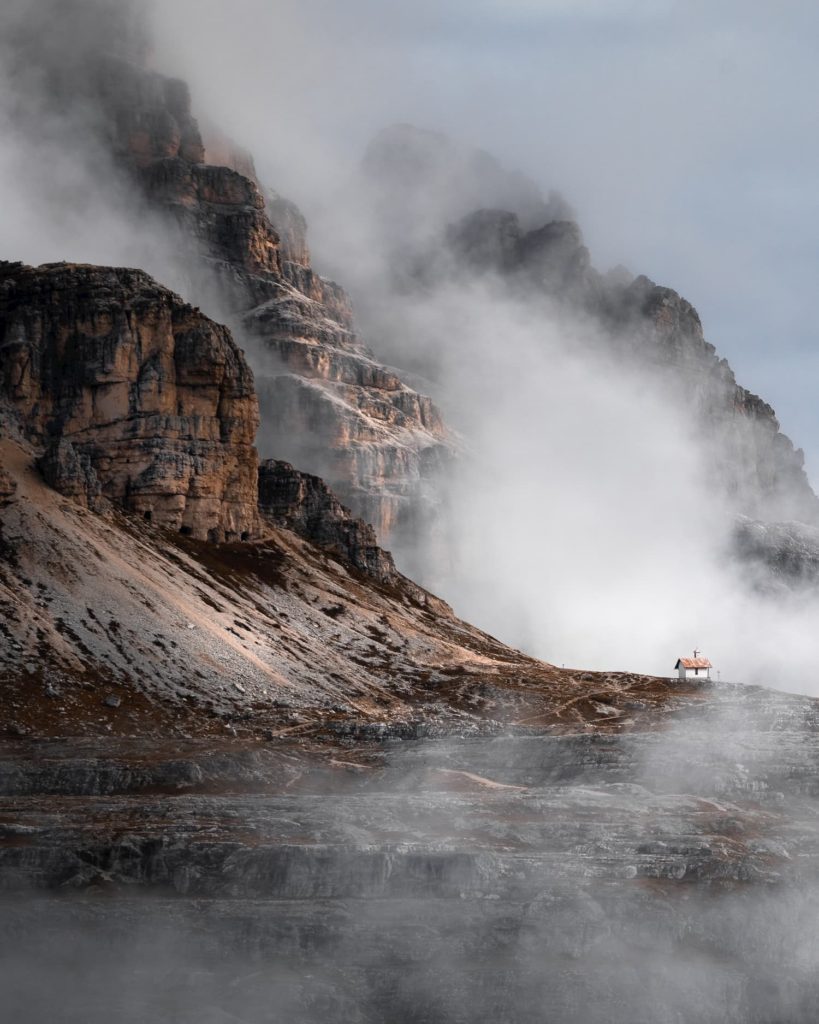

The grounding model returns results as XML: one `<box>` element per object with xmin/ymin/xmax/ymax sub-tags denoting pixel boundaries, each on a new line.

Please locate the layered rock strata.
<box><xmin>0</xmin><ymin>261</ymin><xmax>259</xmax><ymax>541</ymax></box>
<box><xmin>45</xmin><ymin>34</ymin><xmax>455</xmax><ymax>544</ymax></box>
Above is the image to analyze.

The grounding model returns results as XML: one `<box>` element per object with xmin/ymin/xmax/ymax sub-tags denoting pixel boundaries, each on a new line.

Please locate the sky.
<box><xmin>154</xmin><ymin>0</ymin><xmax>819</xmax><ymax>482</ymax></box>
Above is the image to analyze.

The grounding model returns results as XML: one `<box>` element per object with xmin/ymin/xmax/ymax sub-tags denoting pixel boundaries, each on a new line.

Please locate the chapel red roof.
<box><xmin>675</xmin><ymin>657</ymin><xmax>712</xmax><ymax>670</ymax></box>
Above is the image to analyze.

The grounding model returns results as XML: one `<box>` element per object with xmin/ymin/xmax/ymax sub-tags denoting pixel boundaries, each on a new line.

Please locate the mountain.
<box><xmin>346</xmin><ymin>124</ymin><xmax>819</xmax><ymax>531</ymax></box>
<box><xmin>354</xmin><ymin>124</ymin><xmax>573</xmax><ymax>288</ymax></box>
<box><xmin>4</xmin><ymin>5</ymin><xmax>453</xmax><ymax>546</ymax></box>
<box><xmin>0</xmin><ymin>259</ymin><xmax>665</xmax><ymax>737</ymax></box>
<box><xmin>5</xmin><ymin>260</ymin><xmax>819</xmax><ymax>1024</ymax></box>
<box><xmin>0</xmin><ymin>262</ymin><xmax>259</xmax><ymax>541</ymax></box>
<box><xmin>5</xmin><ymin>5</ymin><xmax>819</xmax><ymax>1022</ymax></box>
<box><xmin>0</xmin><ymin>260</ymin><xmax>531</xmax><ymax>727</ymax></box>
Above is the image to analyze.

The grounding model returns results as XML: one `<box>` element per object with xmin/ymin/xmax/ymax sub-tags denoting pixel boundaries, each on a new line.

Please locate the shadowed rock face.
<box><xmin>258</xmin><ymin>460</ymin><xmax>398</xmax><ymax>583</ymax></box>
<box><xmin>0</xmin><ymin>467</ymin><xmax>17</xmax><ymax>507</ymax></box>
<box><xmin>0</xmin><ymin>261</ymin><xmax>259</xmax><ymax>541</ymax></box>
<box><xmin>37</xmin><ymin>439</ymin><xmax>101</xmax><ymax>506</ymax></box>
<box><xmin>733</xmin><ymin>514</ymin><xmax>819</xmax><ymax>592</ymax></box>
<box><xmin>599</xmin><ymin>274</ymin><xmax>819</xmax><ymax>524</ymax></box>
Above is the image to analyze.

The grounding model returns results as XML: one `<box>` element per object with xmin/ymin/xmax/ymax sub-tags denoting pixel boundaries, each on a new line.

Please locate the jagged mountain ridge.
<box><xmin>349</xmin><ymin>124</ymin><xmax>819</xmax><ymax>529</ymax></box>
<box><xmin>3</xmin><ymin>4</ymin><xmax>453</xmax><ymax>546</ymax></box>
<box><xmin>79</xmin><ymin>43</ymin><xmax>453</xmax><ymax>544</ymax></box>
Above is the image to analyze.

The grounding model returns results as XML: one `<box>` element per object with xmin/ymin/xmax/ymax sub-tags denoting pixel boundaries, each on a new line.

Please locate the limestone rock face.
<box><xmin>0</xmin><ymin>262</ymin><xmax>259</xmax><ymax>541</ymax></box>
<box><xmin>37</xmin><ymin>440</ymin><xmax>101</xmax><ymax>507</ymax></box>
<box><xmin>258</xmin><ymin>459</ymin><xmax>397</xmax><ymax>582</ymax></box>
<box><xmin>63</xmin><ymin>47</ymin><xmax>454</xmax><ymax>544</ymax></box>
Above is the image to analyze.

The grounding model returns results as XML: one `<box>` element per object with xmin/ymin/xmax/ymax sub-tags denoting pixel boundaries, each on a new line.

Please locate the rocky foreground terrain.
<box><xmin>4</xmin><ymin>681</ymin><xmax>819</xmax><ymax>1023</ymax></box>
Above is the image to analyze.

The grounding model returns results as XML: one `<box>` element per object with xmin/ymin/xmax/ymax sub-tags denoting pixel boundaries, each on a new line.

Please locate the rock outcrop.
<box><xmin>0</xmin><ymin>261</ymin><xmax>259</xmax><ymax>541</ymax></box>
<box><xmin>258</xmin><ymin>460</ymin><xmax>398</xmax><ymax>582</ymax></box>
<box><xmin>37</xmin><ymin>439</ymin><xmax>101</xmax><ymax>507</ymax></box>
<box><xmin>0</xmin><ymin>468</ymin><xmax>16</xmax><ymax>508</ymax></box>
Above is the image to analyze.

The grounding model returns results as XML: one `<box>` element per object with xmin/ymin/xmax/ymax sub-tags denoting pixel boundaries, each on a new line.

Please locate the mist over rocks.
<box><xmin>0</xmin><ymin>7</ymin><xmax>455</xmax><ymax>549</ymax></box>
<box><xmin>360</xmin><ymin>124</ymin><xmax>573</xmax><ymax>279</ymax></box>
<box><xmin>302</xmin><ymin>118</ymin><xmax>819</xmax><ymax>680</ymax></box>
<box><xmin>4</xmin><ymin>3</ymin><xmax>819</xmax><ymax>1022</ymax></box>
<box><xmin>7</xmin><ymin>680</ymin><xmax>819</xmax><ymax>1023</ymax></box>
<box><xmin>597</xmin><ymin>275</ymin><xmax>819</xmax><ymax>525</ymax></box>
<box><xmin>349</xmin><ymin>122</ymin><xmax>817</xmax><ymax>529</ymax></box>
<box><xmin>733</xmin><ymin>514</ymin><xmax>819</xmax><ymax>594</ymax></box>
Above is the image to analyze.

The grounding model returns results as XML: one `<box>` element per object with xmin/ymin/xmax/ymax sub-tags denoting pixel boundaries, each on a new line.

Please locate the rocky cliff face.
<box><xmin>32</xmin><ymin>35</ymin><xmax>454</xmax><ymax>545</ymax></box>
<box><xmin>0</xmin><ymin>256</ymin><xmax>460</xmax><ymax>705</ymax></box>
<box><xmin>0</xmin><ymin>261</ymin><xmax>259</xmax><ymax>541</ymax></box>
